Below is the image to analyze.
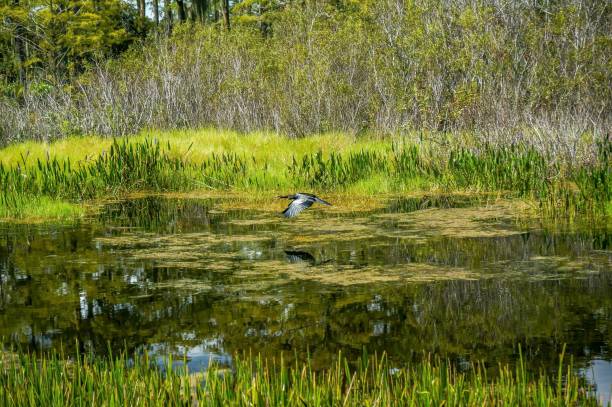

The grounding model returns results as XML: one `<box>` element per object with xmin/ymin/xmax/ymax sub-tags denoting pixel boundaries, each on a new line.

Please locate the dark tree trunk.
<box><xmin>12</xmin><ymin>0</ymin><xmax>27</xmax><ymax>91</ymax></box>
<box><xmin>192</xmin><ymin>0</ymin><xmax>208</xmax><ymax>24</ymax></box>
<box><xmin>176</xmin><ymin>0</ymin><xmax>186</xmax><ymax>22</ymax></box>
<box><xmin>138</xmin><ymin>0</ymin><xmax>145</xmax><ymax>18</ymax></box>
<box><xmin>152</xmin><ymin>0</ymin><xmax>159</xmax><ymax>25</ymax></box>
<box><xmin>163</xmin><ymin>0</ymin><xmax>173</xmax><ymax>32</ymax></box>
<box><xmin>221</xmin><ymin>0</ymin><xmax>230</xmax><ymax>30</ymax></box>
<box><xmin>48</xmin><ymin>0</ymin><xmax>65</xmax><ymax>80</ymax></box>
<box><xmin>259</xmin><ymin>3</ymin><xmax>270</xmax><ymax>35</ymax></box>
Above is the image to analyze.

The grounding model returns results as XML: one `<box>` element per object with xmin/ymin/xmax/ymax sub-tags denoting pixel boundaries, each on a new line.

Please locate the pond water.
<box><xmin>0</xmin><ymin>194</ymin><xmax>610</xmax><ymax>401</ymax></box>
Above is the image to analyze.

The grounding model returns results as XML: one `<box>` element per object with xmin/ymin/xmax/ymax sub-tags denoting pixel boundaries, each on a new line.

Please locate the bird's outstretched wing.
<box><xmin>282</xmin><ymin>196</ymin><xmax>315</xmax><ymax>218</ymax></box>
<box><xmin>314</xmin><ymin>196</ymin><xmax>332</xmax><ymax>206</ymax></box>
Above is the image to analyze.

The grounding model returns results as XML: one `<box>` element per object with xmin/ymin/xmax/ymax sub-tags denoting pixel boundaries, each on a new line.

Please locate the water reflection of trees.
<box><xmin>0</xmin><ymin>198</ymin><xmax>610</xmax><ymax>376</ymax></box>
<box><xmin>1</xmin><ymin>260</ymin><xmax>610</xmax><ymax>373</ymax></box>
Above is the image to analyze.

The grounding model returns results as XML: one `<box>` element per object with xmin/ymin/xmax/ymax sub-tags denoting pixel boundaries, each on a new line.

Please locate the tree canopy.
<box><xmin>1</xmin><ymin>1</ymin><xmax>152</xmax><ymax>91</ymax></box>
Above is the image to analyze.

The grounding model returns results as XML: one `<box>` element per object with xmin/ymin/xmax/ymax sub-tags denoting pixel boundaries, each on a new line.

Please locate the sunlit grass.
<box><xmin>0</xmin><ymin>348</ymin><xmax>600</xmax><ymax>406</ymax></box>
<box><xmin>0</xmin><ymin>195</ymin><xmax>84</xmax><ymax>221</ymax></box>
<box><xmin>0</xmin><ymin>129</ymin><xmax>388</xmax><ymax>169</ymax></box>
<box><xmin>0</xmin><ymin>129</ymin><xmax>609</xmax><ymax>221</ymax></box>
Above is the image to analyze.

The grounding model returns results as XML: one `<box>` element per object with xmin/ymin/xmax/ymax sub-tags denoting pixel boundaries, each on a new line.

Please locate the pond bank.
<box><xmin>0</xmin><ymin>130</ymin><xmax>609</xmax><ymax>221</ymax></box>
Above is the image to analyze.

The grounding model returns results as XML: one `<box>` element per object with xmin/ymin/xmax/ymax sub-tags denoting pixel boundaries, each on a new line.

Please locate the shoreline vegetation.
<box><xmin>0</xmin><ymin>347</ymin><xmax>603</xmax><ymax>406</ymax></box>
<box><xmin>0</xmin><ymin>130</ymin><xmax>610</xmax><ymax>221</ymax></box>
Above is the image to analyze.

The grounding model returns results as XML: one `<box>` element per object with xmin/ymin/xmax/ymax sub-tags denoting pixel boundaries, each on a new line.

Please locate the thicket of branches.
<box><xmin>1</xmin><ymin>0</ymin><xmax>610</xmax><ymax>161</ymax></box>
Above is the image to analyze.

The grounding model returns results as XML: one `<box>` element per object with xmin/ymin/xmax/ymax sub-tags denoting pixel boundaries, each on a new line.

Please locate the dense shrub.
<box><xmin>1</xmin><ymin>0</ymin><xmax>610</xmax><ymax>161</ymax></box>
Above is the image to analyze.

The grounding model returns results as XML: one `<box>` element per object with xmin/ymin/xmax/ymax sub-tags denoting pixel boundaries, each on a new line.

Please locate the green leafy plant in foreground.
<box><xmin>0</xmin><ymin>347</ymin><xmax>601</xmax><ymax>406</ymax></box>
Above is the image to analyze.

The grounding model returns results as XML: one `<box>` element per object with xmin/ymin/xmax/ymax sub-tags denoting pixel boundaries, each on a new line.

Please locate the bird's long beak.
<box><xmin>277</xmin><ymin>195</ymin><xmax>289</xmax><ymax>199</ymax></box>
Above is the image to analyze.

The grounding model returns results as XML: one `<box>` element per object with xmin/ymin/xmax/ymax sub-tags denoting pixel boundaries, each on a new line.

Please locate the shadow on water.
<box><xmin>0</xmin><ymin>194</ymin><xmax>610</xmax><ymax>395</ymax></box>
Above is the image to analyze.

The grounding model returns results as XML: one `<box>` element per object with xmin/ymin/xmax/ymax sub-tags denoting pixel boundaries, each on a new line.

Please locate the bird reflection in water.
<box><xmin>284</xmin><ymin>250</ymin><xmax>334</xmax><ymax>266</ymax></box>
<box><xmin>284</xmin><ymin>250</ymin><xmax>316</xmax><ymax>264</ymax></box>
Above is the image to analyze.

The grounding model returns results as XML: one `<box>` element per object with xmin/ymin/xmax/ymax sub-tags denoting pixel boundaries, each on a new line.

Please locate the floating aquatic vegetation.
<box><xmin>225</xmin><ymin>218</ymin><xmax>280</xmax><ymax>226</ymax></box>
<box><xmin>95</xmin><ymin>231</ymin><xmax>274</xmax><ymax>249</ymax></box>
<box><xmin>286</xmin><ymin>217</ymin><xmax>373</xmax><ymax>244</ymax></box>
<box><xmin>154</xmin><ymin>279</ymin><xmax>212</xmax><ymax>293</ymax></box>
<box><xmin>376</xmin><ymin>200</ymin><xmax>535</xmax><ymax>239</ymax></box>
<box><xmin>232</xmin><ymin>260</ymin><xmax>478</xmax><ymax>288</ymax></box>
<box><xmin>523</xmin><ymin>255</ymin><xmax>609</xmax><ymax>275</ymax></box>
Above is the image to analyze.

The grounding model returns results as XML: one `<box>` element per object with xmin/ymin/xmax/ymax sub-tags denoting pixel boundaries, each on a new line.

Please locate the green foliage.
<box><xmin>0</xmin><ymin>0</ymin><xmax>144</xmax><ymax>94</ymax></box>
<box><xmin>1</xmin><ymin>0</ymin><xmax>610</xmax><ymax>143</ymax></box>
<box><xmin>447</xmin><ymin>146</ymin><xmax>550</xmax><ymax>195</ymax></box>
<box><xmin>290</xmin><ymin>150</ymin><xmax>388</xmax><ymax>188</ymax></box>
<box><xmin>0</xmin><ymin>347</ymin><xmax>599</xmax><ymax>406</ymax></box>
<box><xmin>0</xmin><ymin>195</ymin><xmax>82</xmax><ymax>220</ymax></box>
<box><xmin>0</xmin><ymin>138</ymin><xmax>192</xmax><ymax>204</ymax></box>
<box><xmin>0</xmin><ymin>135</ymin><xmax>610</xmax><ymax>219</ymax></box>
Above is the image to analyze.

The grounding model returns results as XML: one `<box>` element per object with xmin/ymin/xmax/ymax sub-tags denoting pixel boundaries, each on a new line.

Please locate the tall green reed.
<box><xmin>0</xmin><ymin>138</ymin><xmax>195</xmax><ymax>215</ymax></box>
<box><xmin>1</xmin><ymin>136</ymin><xmax>609</xmax><ymax>219</ymax></box>
<box><xmin>0</xmin><ymin>347</ymin><xmax>600</xmax><ymax>406</ymax></box>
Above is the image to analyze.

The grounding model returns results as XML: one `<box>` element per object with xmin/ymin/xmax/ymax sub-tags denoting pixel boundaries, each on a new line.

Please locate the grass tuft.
<box><xmin>0</xmin><ymin>131</ymin><xmax>609</xmax><ymax>220</ymax></box>
<box><xmin>0</xmin><ymin>348</ymin><xmax>601</xmax><ymax>406</ymax></box>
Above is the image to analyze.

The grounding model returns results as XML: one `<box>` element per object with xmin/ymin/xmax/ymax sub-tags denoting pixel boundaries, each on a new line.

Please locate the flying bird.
<box><xmin>278</xmin><ymin>193</ymin><xmax>332</xmax><ymax>218</ymax></box>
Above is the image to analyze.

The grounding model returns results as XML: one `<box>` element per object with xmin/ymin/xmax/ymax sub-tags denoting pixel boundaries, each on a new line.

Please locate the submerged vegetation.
<box><xmin>0</xmin><ymin>348</ymin><xmax>601</xmax><ymax>406</ymax></box>
<box><xmin>0</xmin><ymin>131</ymin><xmax>609</xmax><ymax>220</ymax></box>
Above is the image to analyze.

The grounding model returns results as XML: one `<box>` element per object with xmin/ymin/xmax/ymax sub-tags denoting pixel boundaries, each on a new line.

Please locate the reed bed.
<box><xmin>0</xmin><ymin>135</ymin><xmax>610</xmax><ymax>219</ymax></box>
<box><xmin>0</xmin><ymin>348</ymin><xmax>601</xmax><ymax>406</ymax></box>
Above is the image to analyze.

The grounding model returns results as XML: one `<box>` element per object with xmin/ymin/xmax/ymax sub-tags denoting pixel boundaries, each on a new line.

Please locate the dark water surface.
<box><xmin>1</xmin><ymin>195</ymin><xmax>610</xmax><ymax>400</ymax></box>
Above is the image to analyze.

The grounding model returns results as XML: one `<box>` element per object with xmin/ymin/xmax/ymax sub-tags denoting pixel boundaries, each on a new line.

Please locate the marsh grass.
<box><xmin>0</xmin><ymin>347</ymin><xmax>600</xmax><ymax>406</ymax></box>
<box><xmin>0</xmin><ymin>131</ymin><xmax>609</xmax><ymax>220</ymax></box>
<box><xmin>0</xmin><ymin>196</ymin><xmax>84</xmax><ymax>221</ymax></box>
